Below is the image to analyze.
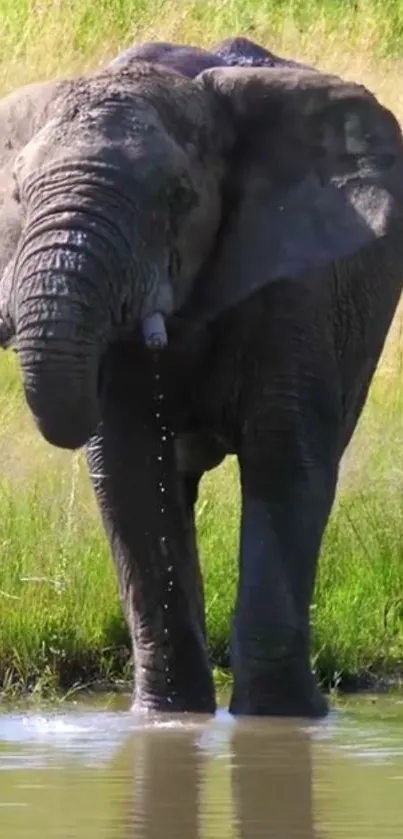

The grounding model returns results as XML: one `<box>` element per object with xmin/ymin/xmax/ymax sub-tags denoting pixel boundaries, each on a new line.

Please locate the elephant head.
<box><xmin>0</xmin><ymin>62</ymin><xmax>228</xmax><ymax>449</ymax></box>
<box><xmin>1</xmin><ymin>60</ymin><xmax>403</xmax><ymax>452</ymax></box>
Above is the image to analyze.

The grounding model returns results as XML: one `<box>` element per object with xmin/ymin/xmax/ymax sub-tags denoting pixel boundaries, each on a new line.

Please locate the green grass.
<box><xmin>2</xmin><ymin>352</ymin><xmax>403</xmax><ymax>695</ymax></box>
<box><xmin>1</xmin><ymin>0</ymin><xmax>403</xmax><ymax>695</ymax></box>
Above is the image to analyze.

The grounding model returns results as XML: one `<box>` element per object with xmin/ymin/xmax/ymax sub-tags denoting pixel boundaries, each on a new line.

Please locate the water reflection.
<box><xmin>230</xmin><ymin>721</ymin><xmax>317</xmax><ymax>838</ymax></box>
<box><xmin>115</xmin><ymin>716</ymin><xmax>317</xmax><ymax>838</ymax></box>
<box><xmin>130</xmin><ymin>725</ymin><xmax>202</xmax><ymax>838</ymax></box>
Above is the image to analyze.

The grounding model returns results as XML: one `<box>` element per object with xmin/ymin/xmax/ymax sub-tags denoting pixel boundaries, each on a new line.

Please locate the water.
<box><xmin>151</xmin><ymin>361</ymin><xmax>177</xmax><ymax>703</ymax></box>
<box><xmin>1</xmin><ymin>692</ymin><xmax>403</xmax><ymax>837</ymax></box>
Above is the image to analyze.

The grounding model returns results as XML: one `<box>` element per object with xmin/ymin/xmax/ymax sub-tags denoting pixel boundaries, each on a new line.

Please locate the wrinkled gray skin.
<box><xmin>2</xmin><ymin>38</ymin><xmax>403</xmax><ymax>718</ymax></box>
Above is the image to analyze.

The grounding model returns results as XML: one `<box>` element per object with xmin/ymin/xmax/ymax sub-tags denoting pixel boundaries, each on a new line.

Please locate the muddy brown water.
<box><xmin>1</xmin><ymin>691</ymin><xmax>403</xmax><ymax>837</ymax></box>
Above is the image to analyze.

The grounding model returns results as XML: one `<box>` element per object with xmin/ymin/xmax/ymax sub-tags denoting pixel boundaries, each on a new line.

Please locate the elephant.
<box><xmin>0</xmin><ymin>40</ymin><xmax>403</xmax><ymax>718</ymax></box>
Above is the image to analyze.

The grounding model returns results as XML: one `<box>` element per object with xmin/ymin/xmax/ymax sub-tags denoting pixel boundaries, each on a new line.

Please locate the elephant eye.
<box><xmin>168</xmin><ymin>248</ymin><xmax>181</xmax><ymax>280</ymax></box>
<box><xmin>11</xmin><ymin>174</ymin><xmax>21</xmax><ymax>204</ymax></box>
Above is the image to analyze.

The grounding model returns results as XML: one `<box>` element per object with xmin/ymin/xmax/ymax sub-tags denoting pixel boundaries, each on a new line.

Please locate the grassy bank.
<box><xmin>1</xmin><ymin>0</ymin><xmax>403</xmax><ymax>695</ymax></box>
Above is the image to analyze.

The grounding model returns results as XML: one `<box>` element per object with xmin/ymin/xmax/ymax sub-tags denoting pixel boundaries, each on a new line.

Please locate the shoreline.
<box><xmin>1</xmin><ymin>665</ymin><xmax>403</xmax><ymax>704</ymax></box>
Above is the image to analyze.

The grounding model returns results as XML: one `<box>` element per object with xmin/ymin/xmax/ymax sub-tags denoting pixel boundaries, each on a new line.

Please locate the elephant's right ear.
<box><xmin>191</xmin><ymin>66</ymin><xmax>403</xmax><ymax>323</ymax></box>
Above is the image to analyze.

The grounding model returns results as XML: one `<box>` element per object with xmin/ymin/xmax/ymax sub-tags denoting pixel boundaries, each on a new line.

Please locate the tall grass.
<box><xmin>1</xmin><ymin>0</ymin><xmax>403</xmax><ymax>693</ymax></box>
<box><xmin>2</xmin><ymin>0</ymin><xmax>403</xmax><ymax>95</ymax></box>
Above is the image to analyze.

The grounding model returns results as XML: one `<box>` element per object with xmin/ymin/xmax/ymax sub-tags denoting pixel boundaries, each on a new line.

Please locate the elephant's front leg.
<box><xmin>85</xmin><ymin>343</ymin><xmax>215</xmax><ymax>715</ymax></box>
<box><xmin>231</xmin><ymin>386</ymin><xmax>339</xmax><ymax>718</ymax></box>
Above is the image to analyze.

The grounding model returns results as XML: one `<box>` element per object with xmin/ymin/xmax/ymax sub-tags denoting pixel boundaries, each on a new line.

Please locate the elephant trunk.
<box><xmin>13</xmin><ymin>227</ymin><xmax>112</xmax><ymax>450</ymax></box>
<box><xmin>18</xmin><ymin>320</ymin><xmax>101</xmax><ymax>451</ymax></box>
<box><xmin>9</xmin><ymin>158</ymin><xmax>174</xmax><ymax>449</ymax></box>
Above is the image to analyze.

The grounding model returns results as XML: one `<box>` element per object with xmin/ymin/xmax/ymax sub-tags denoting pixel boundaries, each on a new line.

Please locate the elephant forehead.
<box><xmin>33</xmin><ymin>93</ymin><xmax>219</xmax><ymax>178</ymax></box>
<box><xmin>14</xmin><ymin>113</ymin><xmax>201</xmax><ymax>198</ymax></box>
<box><xmin>49</xmin><ymin>64</ymin><xmax>218</xmax><ymax>142</ymax></box>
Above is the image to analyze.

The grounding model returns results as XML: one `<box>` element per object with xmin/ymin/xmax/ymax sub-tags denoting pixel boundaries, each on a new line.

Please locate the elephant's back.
<box><xmin>107</xmin><ymin>41</ymin><xmax>227</xmax><ymax>79</ymax></box>
<box><xmin>105</xmin><ymin>37</ymin><xmax>314</xmax><ymax>80</ymax></box>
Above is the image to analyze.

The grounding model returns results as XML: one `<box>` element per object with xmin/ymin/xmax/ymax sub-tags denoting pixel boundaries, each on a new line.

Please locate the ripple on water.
<box><xmin>0</xmin><ymin>706</ymin><xmax>226</xmax><ymax>771</ymax></box>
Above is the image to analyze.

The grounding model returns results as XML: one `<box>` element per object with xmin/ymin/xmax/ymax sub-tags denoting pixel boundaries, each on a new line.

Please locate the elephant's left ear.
<box><xmin>191</xmin><ymin>66</ymin><xmax>403</xmax><ymax>322</ymax></box>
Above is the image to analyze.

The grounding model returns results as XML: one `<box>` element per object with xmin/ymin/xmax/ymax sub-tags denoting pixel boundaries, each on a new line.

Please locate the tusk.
<box><xmin>142</xmin><ymin>312</ymin><xmax>168</xmax><ymax>351</ymax></box>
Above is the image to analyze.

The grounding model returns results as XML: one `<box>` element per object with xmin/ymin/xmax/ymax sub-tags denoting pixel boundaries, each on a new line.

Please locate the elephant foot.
<box><xmin>229</xmin><ymin>662</ymin><xmax>329</xmax><ymax>719</ymax></box>
<box><xmin>131</xmin><ymin>654</ymin><xmax>216</xmax><ymax>716</ymax></box>
<box><xmin>131</xmin><ymin>691</ymin><xmax>216</xmax><ymax>716</ymax></box>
